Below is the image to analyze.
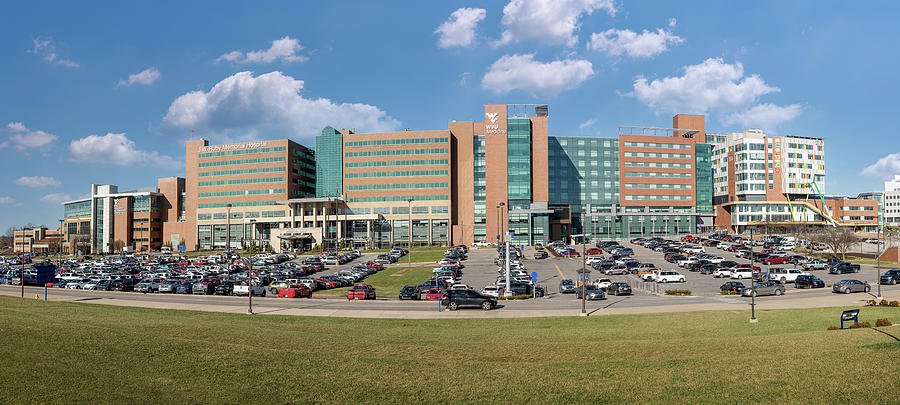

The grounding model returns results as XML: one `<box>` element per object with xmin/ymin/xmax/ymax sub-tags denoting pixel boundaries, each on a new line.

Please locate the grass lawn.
<box><xmin>2</xmin><ymin>297</ymin><xmax>899</xmax><ymax>403</ymax></box>
<box><xmin>315</xmin><ymin>266</ymin><xmax>434</xmax><ymax>297</ymax></box>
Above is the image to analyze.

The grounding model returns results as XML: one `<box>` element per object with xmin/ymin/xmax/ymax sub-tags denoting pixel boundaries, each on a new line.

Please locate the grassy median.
<box><xmin>315</xmin><ymin>266</ymin><xmax>434</xmax><ymax>297</ymax></box>
<box><xmin>1</xmin><ymin>296</ymin><xmax>899</xmax><ymax>403</ymax></box>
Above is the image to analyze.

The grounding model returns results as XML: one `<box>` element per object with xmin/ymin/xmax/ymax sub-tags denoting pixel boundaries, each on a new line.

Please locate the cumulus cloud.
<box><xmin>0</xmin><ymin>196</ymin><xmax>18</xmax><ymax>205</ymax></box>
<box><xmin>28</xmin><ymin>37</ymin><xmax>79</xmax><ymax>67</ymax></box>
<box><xmin>117</xmin><ymin>67</ymin><xmax>161</xmax><ymax>87</ymax></box>
<box><xmin>630</xmin><ymin>58</ymin><xmax>802</xmax><ymax>129</ymax></box>
<box><xmin>435</xmin><ymin>8</ymin><xmax>487</xmax><ymax>48</ymax></box>
<box><xmin>40</xmin><ymin>193</ymin><xmax>72</xmax><ymax>204</ymax></box>
<box><xmin>723</xmin><ymin>103</ymin><xmax>803</xmax><ymax>131</ymax></box>
<box><xmin>14</xmin><ymin>176</ymin><xmax>61</xmax><ymax>187</ymax></box>
<box><xmin>5</xmin><ymin>122</ymin><xmax>58</xmax><ymax>150</ymax></box>
<box><xmin>588</xmin><ymin>27</ymin><xmax>683</xmax><ymax>58</ymax></box>
<box><xmin>495</xmin><ymin>0</ymin><xmax>616</xmax><ymax>47</ymax></box>
<box><xmin>668</xmin><ymin>17</ymin><xmax>677</xmax><ymax>27</ymax></box>
<box><xmin>162</xmin><ymin>71</ymin><xmax>400</xmax><ymax>144</ymax></box>
<box><xmin>861</xmin><ymin>153</ymin><xmax>900</xmax><ymax>178</ymax></box>
<box><xmin>482</xmin><ymin>54</ymin><xmax>594</xmax><ymax>97</ymax></box>
<box><xmin>216</xmin><ymin>36</ymin><xmax>308</xmax><ymax>64</ymax></box>
<box><xmin>68</xmin><ymin>132</ymin><xmax>180</xmax><ymax>169</ymax></box>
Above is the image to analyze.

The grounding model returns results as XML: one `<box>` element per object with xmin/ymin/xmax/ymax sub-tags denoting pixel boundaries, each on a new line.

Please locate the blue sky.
<box><xmin>2</xmin><ymin>0</ymin><xmax>900</xmax><ymax>232</ymax></box>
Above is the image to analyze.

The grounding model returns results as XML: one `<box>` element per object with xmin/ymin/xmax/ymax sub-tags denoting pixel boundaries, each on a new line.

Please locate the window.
<box><xmin>344</xmin><ymin>159</ymin><xmax>449</xmax><ymax>168</ymax></box>
<box><xmin>345</xmin><ymin>137</ymin><xmax>448</xmax><ymax>147</ymax></box>
<box><xmin>346</xmin><ymin>182</ymin><xmax>447</xmax><ymax>191</ymax></box>
<box><xmin>345</xmin><ymin>148</ymin><xmax>447</xmax><ymax>158</ymax></box>
<box><xmin>198</xmin><ymin>189</ymin><xmax>285</xmax><ymax>198</ymax></box>
<box><xmin>199</xmin><ymin>177</ymin><xmax>285</xmax><ymax>187</ymax></box>
<box><xmin>344</xmin><ymin>170</ymin><xmax>448</xmax><ymax>179</ymax></box>
<box><xmin>348</xmin><ymin>195</ymin><xmax>449</xmax><ymax>203</ymax></box>
<box><xmin>198</xmin><ymin>146</ymin><xmax>286</xmax><ymax>159</ymax></box>
<box><xmin>198</xmin><ymin>157</ymin><xmax>285</xmax><ymax>168</ymax></box>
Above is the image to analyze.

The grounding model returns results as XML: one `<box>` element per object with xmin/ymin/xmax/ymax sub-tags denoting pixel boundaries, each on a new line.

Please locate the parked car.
<box><xmin>794</xmin><ymin>275</ymin><xmax>825</xmax><ymax>289</ymax></box>
<box><xmin>347</xmin><ymin>284</ymin><xmax>376</xmax><ymax>300</ymax></box>
<box><xmin>481</xmin><ymin>285</ymin><xmax>502</xmax><ymax>298</ymax></box>
<box><xmin>442</xmin><ymin>289</ymin><xmax>498</xmax><ymax>310</ymax></box>
<box><xmin>559</xmin><ymin>279</ymin><xmax>577</xmax><ymax>294</ymax></box>
<box><xmin>279</xmin><ymin>283</ymin><xmax>313</xmax><ymax>298</ymax></box>
<box><xmin>829</xmin><ymin>263</ymin><xmax>860</xmax><ymax>274</ymax></box>
<box><xmin>801</xmin><ymin>259</ymin><xmax>828</xmax><ymax>271</ymax></box>
<box><xmin>720</xmin><ymin>281</ymin><xmax>745</xmax><ymax>294</ymax></box>
<box><xmin>656</xmin><ymin>271</ymin><xmax>685</xmax><ymax>283</ymax></box>
<box><xmin>605</xmin><ymin>282</ymin><xmax>632</xmax><ymax>296</ymax></box>
<box><xmin>534</xmin><ymin>250</ymin><xmax>548</xmax><ymax>259</ymax></box>
<box><xmin>742</xmin><ymin>281</ymin><xmax>786</xmax><ymax>297</ymax></box>
<box><xmin>398</xmin><ymin>285</ymin><xmax>418</xmax><ymax>300</ymax></box>
<box><xmin>832</xmin><ymin>279</ymin><xmax>870</xmax><ymax>294</ymax></box>
<box><xmin>767</xmin><ymin>268</ymin><xmax>808</xmax><ymax>284</ymax></box>
<box><xmin>879</xmin><ymin>269</ymin><xmax>900</xmax><ymax>285</ymax></box>
<box><xmin>233</xmin><ymin>282</ymin><xmax>266</xmax><ymax>297</ymax></box>
<box><xmin>575</xmin><ymin>284</ymin><xmax>606</xmax><ymax>300</ymax></box>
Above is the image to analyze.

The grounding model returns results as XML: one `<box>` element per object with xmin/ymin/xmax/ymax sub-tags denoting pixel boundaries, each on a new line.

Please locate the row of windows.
<box><xmin>624</xmin><ymin>152</ymin><xmax>690</xmax><ymax>159</ymax></box>
<box><xmin>198</xmin><ymin>210</ymin><xmax>285</xmax><ymax>220</ymax></box>
<box><xmin>347</xmin><ymin>195</ymin><xmax>449</xmax><ymax>203</ymax></box>
<box><xmin>623</xmin><ymin>141</ymin><xmax>691</xmax><ymax>150</ymax></box>
<box><xmin>623</xmin><ymin>172</ymin><xmax>691</xmax><ymax>178</ymax></box>
<box><xmin>198</xmin><ymin>189</ymin><xmax>285</xmax><ymax>198</ymax></box>
<box><xmin>346</xmin><ymin>182</ymin><xmax>448</xmax><ymax>191</ymax></box>
<box><xmin>199</xmin><ymin>177</ymin><xmax>285</xmax><ymax>187</ymax></box>
<box><xmin>198</xmin><ymin>146</ymin><xmax>286</xmax><ymax>159</ymax></box>
<box><xmin>344</xmin><ymin>159</ymin><xmax>449</xmax><ymax>168</ymax></box>
<box><xmin>624</xmin><ymin>195</ymin><xmax>692</xmax><ymax>201</ymax></box>
<box><xmin>350</xmin><ymin>206</ymin><xmax>449</xmax><ymax>215</ymax></box>
<box><xmin>198</xmin><ymin>157</ymin><xmax>285</xmax><ymax>168</ymax></box>
<box><xmin>624</xmin><ymin>184</ymin><xmax>693</xmax><ymax>190</ymax></box>
<box><xmin>345</xmin><ymin>137</ymin><xmax>448</xmax><ymax>147</ymax></box>
<box><xmin>199</xmin><ymin>166</ymin><xmax>285</xmax><ymax>178</ymax></box>
<box><xmin>198</xmin><ymin>200</ymin><xmax>281</xmax><ymax>208</ymax></box>
<box><xmin>624</xmin><ymin>162</ymin><xmax>691</xmax><ymax>169</ymax></box>
<box><xmin>344</xmin><ymin>170</ymin><xmax>448</xmax><ymax>179</ymax></box>
<box><xmin>345</xmin><ymin>148</ymin><xmax>448</xmax><ymax>158</ymax></box>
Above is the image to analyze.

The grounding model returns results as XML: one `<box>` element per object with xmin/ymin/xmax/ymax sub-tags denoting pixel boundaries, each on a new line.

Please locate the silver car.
<box><xmin>832</xmin><ymin>279</ymin><xmax>870</xmax><ymax>294</ymax></box>
<box><xmin>741</xmin><ymin>281</ymin><xmax>786</xmax><ymax>297</ymax></box>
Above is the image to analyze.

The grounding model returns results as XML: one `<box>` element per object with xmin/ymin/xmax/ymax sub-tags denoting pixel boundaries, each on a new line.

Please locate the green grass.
<box><xmin>2</xmin><ymin>297</ymin><xmax>899</xmax><ymax>403</ymax></box>
<box><xmin>315</xmin><ymin>266</ymin><xmax>434</xmax><ymax>297</ymax></box>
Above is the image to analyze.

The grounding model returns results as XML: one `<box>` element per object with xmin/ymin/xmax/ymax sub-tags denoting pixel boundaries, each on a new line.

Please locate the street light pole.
<box><xmin>877</xmin><ymin>216</ymin><xmax>883</xmax><ymax>298</ymax></box>
<box><xmin>20</xmin><ymin>226</ymin><xmax>25</xmax><ymax>298</ymax></box>
<box><xmin>407</xmin><ymin>198</ymin><xmax>413</xmax><ymax>267</ymax></box>
<box><xmin>581</xmin><ymin>212</ymin><xmax>586</xmax><ymax>315</ymax></box>
<box><xmin>248</xmin><ymin>218</ymin><xmax>255</xmax><ymax>314</ymax></box>
<box><xmin>226</xmin><ymin>203</ymin><xmax>232</xmax><ymax>255</ymax></box>
<box><xmin>749</xmin><ymin>227</ymin><xmax>757</xmax><ymax>323</ymax></box>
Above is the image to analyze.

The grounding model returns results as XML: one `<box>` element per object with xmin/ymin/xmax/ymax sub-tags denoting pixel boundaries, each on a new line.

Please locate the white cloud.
<box><xmin>435</xmin><ymin>8</ymin><xmax>487</xmax><ymax>48</ymax></box>
<box><xmin>459</xmin><ymin>72</ymin><xmax>471</xmax><ymax>86</ymax></box>
<box><xmin>14</xmin><ymin>176</ymin><xmax>61</xmax><ymax>187</ymax></box>
<box><xmin>668</xmin><ymin>17</ymin><xmax>677</xmax><ymax>27</ymax></box>
<box><xmin>482</xmin><ymin>54</ymin><xmax>594</xmax><ymax>97</ymax></box>
<box><xmin>117</xmin><ymin>67</ymin><xmax>161</xmax><ymax>87</ymax></box>
<box><xmin>216</xmin><ymin>36</ymin><xmax>308</xmax><ymax>64</ymax></box>
<box><xmin>40</xmin><ymin>193</ymin><xmax>72</xmax><ymax>204</ymax></box>
<box><xmin>723</xmin><ymin>103</ymin><xmax>803</xmax><ymax>131</ymax></box>
<box><xmin>68</xmin><ymin>132</ymin><xmax>180</xmax><ymax>169</ymax></box>
<box><xmin>0</xmin><ymin>197</ymin><xmax>18</xmax><ymax>205</ymax></box>
<box><xmin>862</xmin><ymin>153</ymin><xmax>900</xmax><ymax>178</ymax></box>
<box><xmin>28</xmin><ymin>37</ymin><xmax>79</xmax><ymax>67</ymax></box>
<box><xmin>588</xmin><ymin>27</ymin><xmax>683</xmax><ymax>58</ymax></box>
<box><xmin>6</xmin><ymin>122</ymin><xmax>59</xmax><ymax>150</ymax></box>
<box><xmin>578</xmin><ymin>118</ymin><xmax>597</xmax><ymax>130</ymax></box>
<box><xmin>162</xmin><ymin>71</ymin><xmax>400</xmax><ymax>145</ymax></box>
<box><xmin>495</xmin><ymin>0</ymin><xmax>616</xmax><ymax>47</ymax></box>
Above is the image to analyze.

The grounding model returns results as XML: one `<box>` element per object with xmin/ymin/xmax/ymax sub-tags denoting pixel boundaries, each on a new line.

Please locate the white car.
<box><xmin>232</xmin><ymin>284</ymin><xmax>266</xmax><ymax>296</ymax></box>
<box><xmin>683</xmin><ymin>246</ymin><xmax>705</xmax><ymax>254</ymax></box>
<box><xmin>678</xmin><ymin>257</ymin><xmax>699</xmax><ymax>268</ymax></box>
<box><xmin>586</xmin><ymin>256</ymin><xmax>606</xmax><ymax>265</ymax></box>
<box><xmin>472</xmin><ymin>241</ymin><xmax>492</xmax><ymax>247</ymax></box>
<box><xmin>656</xmin><ymin>271</ymin><xmax>685</xmax><ymax>283</ymax></box>
<box><xmin>641</xmin><ymin>270</ymin><xmax>660</xmax><ymax>281</ymax></box>
<box><xmin>767</xmin><ymin>268</ymin><xmax>808</xmax><ymax>284</ymax></box>
<box><xmin>593</xmin><ymin>278</ymin><xmax>613</xmax><ymax>290</ymax></box>
<box><xmin>730</xmin><ymin>268</ymin><xmax>754</xmax><ymax>279</ymax></box>
<box><xmin>706</xmin><ymin>256</ymin><xmax>725</xmax><ymax>264</ymax></box>
<box><xmin>712</xmin><ymin>268</ymin><xmax>733</xmax><ymax>278</ymax></box>
<box><xmin>449</xmin><ymin>284</ymin><xmax>470</xmax><ymax>290</ymax></box>
<box><xmin>481</xmin><ymin>285</ymin><xmax>501</xmax><ymax>297</ymax></box>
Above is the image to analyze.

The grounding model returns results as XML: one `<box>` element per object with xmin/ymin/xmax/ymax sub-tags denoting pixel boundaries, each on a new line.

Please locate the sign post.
<box><xmin>531</xmin><ymin>272</ymin><xmax>538</xmax><ymax>298</ymax></box>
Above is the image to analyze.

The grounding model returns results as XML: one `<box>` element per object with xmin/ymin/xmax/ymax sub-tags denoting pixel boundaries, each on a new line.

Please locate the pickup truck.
<box><xmin>829</xmin><ymin>262</ymin><xmax>860</xmax><ymax>274</ymax></box>
<box><xmin>762</xmin><ymin>256</ymin><xmax>790</xmax><ymax>265</ymax></box>
<box><xmin>278</xmin><ymin>283</ymin><xmax>312</xmax><ymax>298</ymax></box>
<box><xmin>767</xmin><ymin>268</ymin><xmax>808</xmax><ymax>283</ymax></box>
<box><xmin>233</xmin><ymin>283</ymin><xmax>266</xmax><ymax>297</ymax></box>
<box><xmin>801</xmin><ymin>259</ymin><xmax>828</xmax><ymax>271</ymax></box>
<box><xmin>347</xmin><ymin>284</ymin><xmax>376</xmax><ymax>300</ymax></box>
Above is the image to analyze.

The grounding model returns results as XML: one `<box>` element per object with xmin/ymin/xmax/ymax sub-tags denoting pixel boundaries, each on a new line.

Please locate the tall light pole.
<box><xmin>248</xmin><ymin>218</ymin><xmax>256</xmax><ymax>314</ymax></box>
<box><xmin>749</xmin><ymin>227</ymin><xmax>757</xmax><ymax>323</ymax></box>
<box><xmin>225</xmin><ymin>203</ymin><xmax>232</xmax><ymax>255</ymax></box>
<box><xmin>877</xmin><ymin>215</ymin><xmax>883</xmax><ymax>298</ymax></box>
<box><xmin>581</xmin><ymin>211</ymin><xmax>587</xmax><ymax>315</ymax></box>
<box><xmin>407</xmin><ymin>198</ymin><xmax>413</xmax><ymax>267</ymax></box>
<box><xmin>20</xmin><ymin>226</ymin><xmax>25</xmax><ymax>298</ymax></box>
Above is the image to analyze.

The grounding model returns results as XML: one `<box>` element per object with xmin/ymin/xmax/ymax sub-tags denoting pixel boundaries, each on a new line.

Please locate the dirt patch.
<box><xmin>391</xmin><ymin>268</ymin><xmax>416</xmax><ymax>277</ymax></box>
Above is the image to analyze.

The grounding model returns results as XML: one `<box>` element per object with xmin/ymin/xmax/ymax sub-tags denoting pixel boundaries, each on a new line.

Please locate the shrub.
<box><xmin>665</xmin><ymin>289</ymin><xmax>691</xmax><ymax>296</ymax></box>
<box><xmin>875</xmin><ymin>318</ymin><xmax>892</xmax><ymax>327</ymax></box>
<box><xmin>498</xmin><ymin>294</ymin><xmax>532</xmax><ymax>301</ymax></box>
<box><xmin>865</xmin><ymin>300</ymin><xmax>878</xmax><ymax>307</ymax></box>
<box><xmin>881</xmin><ymin>300</ymin><xmax>890</xmax><ymax>306</ymax></box>
<box><xmin>849</xmin><ymin>322</ymin><xmax>872</xmax><ymax>329</ymax></box>
<box><xmin>891</xmin><ymin>301</ymin><xmax>900</xmax><ymax>307</ymax></box>
<box><xmin>827</xmin><ymin>325</ymin><xmax>840</xmax><ymax>331</ymax></box>
<box><xmin>720</xmin><ymin>290</ymin><xmax>739</xmax><ymax>295</ymax></box>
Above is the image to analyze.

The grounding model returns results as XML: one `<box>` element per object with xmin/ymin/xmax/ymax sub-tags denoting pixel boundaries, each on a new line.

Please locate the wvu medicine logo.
<box><xmin>485</xmin><ymin>112</ymin><xmax>499</xmax><ymax>124</ymax></box>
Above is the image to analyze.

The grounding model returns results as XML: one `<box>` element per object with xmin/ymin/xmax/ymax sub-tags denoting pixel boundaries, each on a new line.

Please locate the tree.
<box><xmin>810</xmin><ymin>227</ymin><xmax>857</xmax><ymax>260</ymax></box>
<box><xmin>113</xmin><ymin>239</ymin><xmax>126</xmax><ymax>253</ymax></box>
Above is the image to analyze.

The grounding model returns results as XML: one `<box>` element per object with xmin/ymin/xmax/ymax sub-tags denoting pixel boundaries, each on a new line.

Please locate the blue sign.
<box><xmin>840</xmin><ymin>309</ymin><xmax>860</xmax><ymax>329</ymax></box>
<box><xmin>77</xmin><ymin>250</ymin><xmax>82</xmax><ymax>256</ymax></box>
<box><xmin>178</xmin><ymin>244</ymin><xmax>186</xmax><ymax>252</ymax></box>
<box><xmin>34</xmin><ymin>262</ymin><xmax>56</xmax><ymax>285</ymax></box>
<box><xmin>531</xmin><ymin>272</ymin><xmax>538</xmax><ymax>282</ymax></box>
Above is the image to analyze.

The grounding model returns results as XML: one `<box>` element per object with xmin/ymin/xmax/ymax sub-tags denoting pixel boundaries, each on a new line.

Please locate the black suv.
<box><xmin>559</xmin><ymin>279</ymin><xmax>576</xmax><ymax>294</ymax></box>
<box><xmin>879</xmin><ymin>269</ymin><xmax>900</xmax><ymax>285</ymax></box>
<box><xmin>795</xmin><ymin>275</ymin><xmax>824</xmax><ymax>289</ymax></box>
<box><xmin>398</xmin><ymin>285</ymin><xmax>418</xmax><ymax>300</ymax></box>
<box><xmin>442</xmin><ymin>289</ymin><xmax>497</xmax><ymax>310</ymax></box>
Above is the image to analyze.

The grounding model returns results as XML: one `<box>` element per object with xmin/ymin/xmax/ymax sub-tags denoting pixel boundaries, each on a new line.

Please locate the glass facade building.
<box><xmin>315</xmin><ymin>126</ymin><xmax>343</xmax><ymax>197</ymax></box>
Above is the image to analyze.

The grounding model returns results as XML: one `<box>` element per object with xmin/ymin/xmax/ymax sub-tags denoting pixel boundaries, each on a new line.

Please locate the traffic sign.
<box><xmin>178</xmin><ymin>244</ymin><xmax>186</xmax><ymax>252</ymax></box>
<box><xmin>531</xmin><ymin>272</ymin><xmax>538</xmax><ymax>282</ymax></box>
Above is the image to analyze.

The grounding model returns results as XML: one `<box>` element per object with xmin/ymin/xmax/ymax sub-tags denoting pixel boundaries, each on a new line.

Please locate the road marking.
<box><xmin>555</xmin><ymin>264</ymin><xmax>566</xmax><ymax>279</ymax></box>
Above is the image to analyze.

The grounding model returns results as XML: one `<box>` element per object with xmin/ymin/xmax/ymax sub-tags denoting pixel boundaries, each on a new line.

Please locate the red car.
<box><xmin>315</xmin><ymin>278</ymin><xmax>339</xmax><ymax>288</ymax></box>
<box><xmin>585</xmin><ymin>247</ymin><xmax>602</xmax><ymax>255</ymax></box>
<box><xmin>423</xmin><ymin>288</ymin><xmax>442</xmax><ymax>301</ymax></box>
<box><xmin>347</xmin><ymin>284</ymin><xmax>376</xmax><ymax>300</ymax></box>
<box><xmin>762</xmin><ymin>256</ymin><xmax>789</xmax><ymax>265</ymax></box>
<box><xmin>278</xmin><ymin>283</ymin><xmax>313</xmax><ymax>298</ymax></box>
<box><xmin>560</xmin><ymin>250</ymin><xmax>580</xmax><ymax>257</ymax></box>
<box><xmin>364</xmin><ymin>262</ymin><xmax>383</xmax><ymax>270</ymax></box>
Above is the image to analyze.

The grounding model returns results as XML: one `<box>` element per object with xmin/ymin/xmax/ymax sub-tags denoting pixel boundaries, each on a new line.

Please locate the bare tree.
<box><xmin>113</xmin><ymin>239</ymin><xmax>125</xmax><ymax>253</ymax></box>
<box><xmin>810</xmin><ymin>227</ymin><xmax>857</xmax><ymax>260</ymax></box>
